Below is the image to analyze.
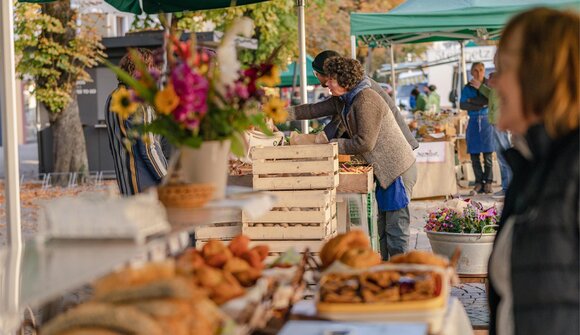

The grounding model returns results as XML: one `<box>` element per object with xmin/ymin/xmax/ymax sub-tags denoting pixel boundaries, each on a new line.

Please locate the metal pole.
<box><xmin>390</xmin><ymin>45</ymin><xmax>397</xmax><ymax>105</ymax></box>
<box><xmin>460</xmin><ymin>41</ymin><xmax>468</xmax><ymax>86</ymax></box>
<box><xmin>350</xmin><ymin>35</ymin><xmax>356</xmax><ymax>59</ymax></box>
<box><xmin>0</xmin><ymin>0</ymin><xmax>22</xmax><ymax>249</ymax></box>
<box><xmin>296</xmin><ymin>0</ymin><xmax>309</xmax><ymax>134</ymax></box>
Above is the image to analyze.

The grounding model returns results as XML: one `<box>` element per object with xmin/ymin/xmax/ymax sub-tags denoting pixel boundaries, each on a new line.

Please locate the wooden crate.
<box><xmin>250</xmin><ymin>143</ymin><xmax>339</xmax><ymax>191</ymax></box>
<box><xmin>337</xmin><ymin>168</ymin><xmax>374</xmax><ymax>194</ymax></box>
<box><xmin>242</xmin><ymin>190</ymin><xmax>336</xmax><ymax>240</ymax></box>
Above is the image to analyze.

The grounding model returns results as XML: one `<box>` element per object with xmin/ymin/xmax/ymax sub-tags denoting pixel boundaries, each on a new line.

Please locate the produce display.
<box><xmin>409</xmin><ymin>110</ymin><xmax>457</xmax><ymax>141</ymax></box>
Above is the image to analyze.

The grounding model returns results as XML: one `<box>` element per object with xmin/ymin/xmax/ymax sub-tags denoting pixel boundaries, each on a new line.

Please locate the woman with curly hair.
<box><xmin>488</xmin><ymin>7</ymin><xmax>579</xmax><ymax>335</ymax></box>
<box><xmin>288</xmin><ymin>56</ymin><xmax>416</xmax><ymax>260</ymax></box>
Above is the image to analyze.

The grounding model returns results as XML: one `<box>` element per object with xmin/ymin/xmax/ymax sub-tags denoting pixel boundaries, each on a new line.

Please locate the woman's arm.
<box><xmin>287</xmin><ymin>97</ymin><xmax>341</xmax><ymax>121</ymax></box>
<box><xmin>337</xmin><ymin>98</ymin><xmax>383</xmax><ymax>155</ymax></box>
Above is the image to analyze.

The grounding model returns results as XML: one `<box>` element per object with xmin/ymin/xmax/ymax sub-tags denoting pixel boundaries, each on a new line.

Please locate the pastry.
<box><xmin>93</xmin><ymin>261</ymin><xmax>175</xmax><ymax>297</ymax></box>
<box><xmin>223</xmin><ymin>257</ymin><xmax>251</xmax><ymax>273</ymax></box>
<box><xmin>251</xmin><ymin>245</ymin><xmax>270</xmax><ymax>261</ymax></box>
<box><xmin>339</xmin><ymin>248</ymin><xmax>381</xmax><ymax>268</ymax></box>
<box><xmin>233</xmin><ymin>267</ymin><xmax>262</xmax><ymax>287</ymax></box>
<box><xmin>94</xmin><ymin>277</ymin><xmax>206</xmax><ymax>303</ymax></box>
<box><xmin>390</xmin><ymin>250</ymin><xmax>449</xmax><ymax>268</ymax></box>
<box><xmin>175</xmin><ymin>249</ymin><xmax>205</xmax><ymax>275</ymax></box>
<box><xmin>240</xmin><ymin>249</ymin><xmax>264</xmax><ymax>270</ymax></box>
<box><xmin>320</xmin><ymin>230</ymin><xmax>371</xmax><ymax>267</ymax></box>
<box><xmin>40</xmin><ymin>303</ymin><xmax>163</xmax><ymax>335</ymax></box>
<box><xmin>228</xmin><ymin>235</ymin><xmax>250</xmax><ymax>257</ymax></box>
<box><xmin>196</xmin><ymin>266</ymin><xmax>245</xmax><ymax>304</ymax></box>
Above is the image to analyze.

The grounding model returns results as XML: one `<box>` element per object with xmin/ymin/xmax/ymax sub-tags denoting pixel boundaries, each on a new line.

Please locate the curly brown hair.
<box><xmin>118</xmin><ymin>48</ymin><xmax>157</xmax><ymax>82</ymax></box>
<box><xmin>323</xmin><ymin>56</ymin><xmax>365</xmax><ymax>90</ymax></box>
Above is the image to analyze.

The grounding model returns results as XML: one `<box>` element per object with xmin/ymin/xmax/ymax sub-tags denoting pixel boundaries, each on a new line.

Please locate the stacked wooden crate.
<box><xmin>243</xmin><ymin>143</ymin><xmax>339</xmax><ymax>253</ymax></box>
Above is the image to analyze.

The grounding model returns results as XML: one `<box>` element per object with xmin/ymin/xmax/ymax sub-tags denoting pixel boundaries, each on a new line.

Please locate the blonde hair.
<box><xmin>498</xmin><ymin>7</ymin><xmax>579</xmax><ymax>138</ymax></box>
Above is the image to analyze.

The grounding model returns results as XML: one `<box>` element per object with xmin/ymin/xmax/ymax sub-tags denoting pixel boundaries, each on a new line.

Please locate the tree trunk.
<box><xmin>49</xmin><ymin>92</ymin><xmax>88</xmax><ymax>186</ymax></box>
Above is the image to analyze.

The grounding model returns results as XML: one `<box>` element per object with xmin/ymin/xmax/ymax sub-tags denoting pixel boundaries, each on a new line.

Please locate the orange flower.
<box><xmin>263</xmin><ymin>97</ymin><xmax>287</xmax><ymax>124</ymax></box>
<box><xmin>154</xmin><ymin>83</ymin><xmax>180</xmax><ymax>115</ymax></box>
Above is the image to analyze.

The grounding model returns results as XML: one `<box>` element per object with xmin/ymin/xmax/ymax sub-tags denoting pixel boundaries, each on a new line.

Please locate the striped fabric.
<box><xmin>105</xmin><ymin>87</ymin><xmax>168</xmax><ymax>196</ymax></box>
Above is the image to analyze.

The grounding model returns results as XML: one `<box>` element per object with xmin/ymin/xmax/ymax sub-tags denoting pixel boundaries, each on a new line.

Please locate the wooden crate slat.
<box><xmin>253</xmin><ymin>174</ymin><xmax>338</xmax><ymax>191</ymax></box>
<box><xmin>243</xmin><ymin>225</ymin><xmax>325</xmax><ymax>240</ymax></box>
<box><xmin>245</xmin><ymin>210</ymin><xmax>329</xmax><ymax>223</ymax></box>
<box><xmin>253</xmin><ymin>159</ymin><xmax>336</xmax><ymax>175</ymax></box>
<box><xmin>194</xmin><ymin>223</ymin><xmax>241</xmax><ymax>240</ymax></box>
<box><xmin>248</xmin><ymin>239</ymin><xmax>329</xmax><ymax>253</ymax></box>
<box><xmin>251</xmin><ymin>143</ymin><xmax>337</xmax><ymax>160</ymax></box>
<box><xmin>267</xmin><ymin>190</ymin><xmax>333</xmax><ymax>207</ymax></box>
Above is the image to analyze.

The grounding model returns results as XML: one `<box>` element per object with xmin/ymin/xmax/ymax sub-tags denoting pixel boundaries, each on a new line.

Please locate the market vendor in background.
<box><xmin>469</xmin><ymin>66</ymin><xmax>512</xmax><ymax>200</ymax></box>
<box><xmin>488</xmin><ymin>7</ymin><xmax>579</xmax><ymax>335</ymax></box>
<box><xmin>460</xmin><ymin>62</ymin><xmax>494</xmax><ymax>194</ymax></box>
<box><xmin>105</xmin><ymin>49</ymin><xmax>168</xmax><ymax>196</ymax></box>
<box><xmin>411</xmin><ymin>87</ymin><xmax>428</xmax><ymax>112</ymax></box>
<box><xmin>287</xmin><ymin>56</ymin><xmax>416</xmax><ymax>260</ymax></box>
<box><xmin>426</xmin><ymin>85</ymin><xmax>441</xmax><ymax>113</ymax></box>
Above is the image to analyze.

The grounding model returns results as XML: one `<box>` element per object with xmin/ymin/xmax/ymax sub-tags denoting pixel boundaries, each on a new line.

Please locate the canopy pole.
<box><xmin>296</xmin><ymin>0</ymin><xmax>308</xmax><ymax>134</ymax></box>
<box><xmin>460</xmin><ymin>41</ymin><xmax>467</xmax><ymax>86</ymax></box>
<box><xmin>390</xmin><ymin>45</ymin><xmax>397</xmax><ymax>106</ymax></box>
<box><xmin>350</xmin><ymin>35</ymin><xmax>356</xmax><ymax>59</ymax></box>
<box><xmin>0</xmin><ymin>0</ymin><xmax>22</xmax><ymax>250</ymax></box>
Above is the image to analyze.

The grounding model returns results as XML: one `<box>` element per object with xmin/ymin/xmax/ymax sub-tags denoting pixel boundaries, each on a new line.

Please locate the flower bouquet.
<box><xmin>424</xmin><ymin>199</ymin><xmax>499</xmax><ymax>234</ymax></box>
<box><xmin>106</xmin><ymin>17</ymin><xmax>287</xmax><ymax>199</ymax></box>
<box><xmin>108</xmin><ymin>17</ymin><xmax>286</xmax><ymax>156</ymax></box>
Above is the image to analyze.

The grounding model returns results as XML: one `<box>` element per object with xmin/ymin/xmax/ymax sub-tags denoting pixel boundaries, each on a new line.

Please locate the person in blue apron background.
<box><xmin>460</xmin><ymin>62</ymin><xmax>495</xmax><ymax>194</ymax></box>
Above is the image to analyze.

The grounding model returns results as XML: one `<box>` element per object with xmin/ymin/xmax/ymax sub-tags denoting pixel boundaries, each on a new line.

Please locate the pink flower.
<box><xmin>173</xmin><ymin>104</ymin><xmax>200</xmax><ymax>131</ymax></box>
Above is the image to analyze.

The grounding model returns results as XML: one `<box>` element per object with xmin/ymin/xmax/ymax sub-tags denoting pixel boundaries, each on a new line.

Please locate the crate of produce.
<box><xmin>337</xmin><ymin>165</ymin><xmax>374</xmax><ymax>194</ymax></box>
<box><xmin>250</xmin><ymin>143</ymin><xmax>339</xmax><ymax>191</ymax></box>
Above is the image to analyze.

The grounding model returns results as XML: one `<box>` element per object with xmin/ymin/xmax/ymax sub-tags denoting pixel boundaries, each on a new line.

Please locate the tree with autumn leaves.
<box><xmin>14</xmin><ymin>0</ymin><xmax>104</xmax><ymax>178</ymax></box>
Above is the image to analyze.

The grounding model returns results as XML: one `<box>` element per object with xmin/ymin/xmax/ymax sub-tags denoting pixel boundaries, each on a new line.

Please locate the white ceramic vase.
<box><xmin>177</xmin><ymin>140</ymin><xmax>231</xmax><ymax>200</ymax></box>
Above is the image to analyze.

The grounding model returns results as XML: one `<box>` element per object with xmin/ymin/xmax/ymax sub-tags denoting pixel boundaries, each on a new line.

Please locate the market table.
<box><xmin>412</xmin><ymin>141</ymin><xmax>458</xmax><ymax>199</ymax></box>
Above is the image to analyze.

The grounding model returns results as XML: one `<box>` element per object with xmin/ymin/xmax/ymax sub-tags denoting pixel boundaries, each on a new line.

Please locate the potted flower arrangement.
<box><xmin>424</xmin><ymin>199</ymin><xmax>499</xmax><ymax>274</ymax></box>
<box><xmin>107</xmin><ymin>18</ymin><xmax>287</xmax><ymax>199</ymax></box>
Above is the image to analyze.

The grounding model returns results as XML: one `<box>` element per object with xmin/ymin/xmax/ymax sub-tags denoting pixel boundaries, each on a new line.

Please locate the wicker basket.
<box><xmin>157</xmin><ymin>183</ymin><xmax>215</xmax><ymax>209</ymax></box>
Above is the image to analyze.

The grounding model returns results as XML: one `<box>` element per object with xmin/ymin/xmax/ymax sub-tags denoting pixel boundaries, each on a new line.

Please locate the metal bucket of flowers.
<box><xmin>424</xmin><ymin>199</ymin><xmax>499</xmax><ymax>275</ymax></box>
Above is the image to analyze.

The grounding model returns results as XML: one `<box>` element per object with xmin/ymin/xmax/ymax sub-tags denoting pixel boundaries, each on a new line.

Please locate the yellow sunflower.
<box><xmin>263</xmin><ymin>97</ymin><xmax>288</xmax><ymax>124</ymax></box>
<box><xmin>258</xmin><ymin>65</ymin><xmax>281</xmax><ymax>87</ymax></box>
<box><xmin>110</xmin><ymin>86</ymin><xmax>139</xmax><ymax>119</ymax></box>
<box><xmin>154</xmin><ymin>83</ymin><xmax>180</xmax><ymax>115</ymax></box>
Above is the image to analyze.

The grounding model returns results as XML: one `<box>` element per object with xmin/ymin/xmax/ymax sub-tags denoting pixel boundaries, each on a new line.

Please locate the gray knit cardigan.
<box><xmin>289</xmin><ymin>88</ymin><xmax>416</xmax><ymax>189</ymax></box>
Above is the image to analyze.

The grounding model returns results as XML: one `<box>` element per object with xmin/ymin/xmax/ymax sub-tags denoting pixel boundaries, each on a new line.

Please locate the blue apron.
<box><xmin>466</xmin><ymin>110</ymin><xmax>495</xmax><ymax>154</ymax></box>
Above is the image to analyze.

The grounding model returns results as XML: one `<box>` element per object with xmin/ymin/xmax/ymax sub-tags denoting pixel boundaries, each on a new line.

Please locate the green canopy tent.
<box><xmin>278</xmin><ymin>55</ymin><xmax>318</xmax><ymax>87</ymax></box>
<box><xmin>349</xmin><ymin>0</ymin><xmax>580</xmax><ymax>102</ymax></box>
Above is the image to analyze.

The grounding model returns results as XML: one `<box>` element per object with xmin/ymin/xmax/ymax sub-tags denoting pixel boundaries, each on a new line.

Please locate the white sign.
<box><xmin>415</xmin><ymin>142</ymin><xmax>446</xmax><ymax>163</ymax></box>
